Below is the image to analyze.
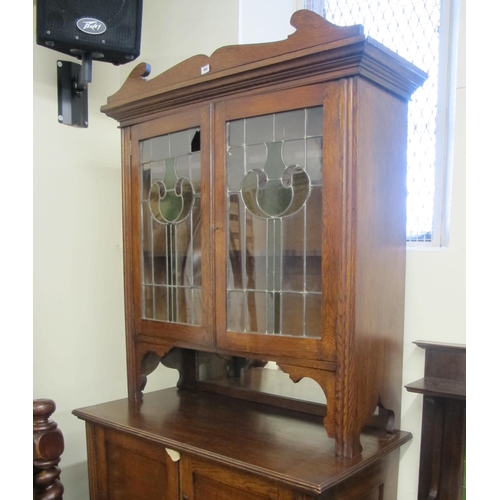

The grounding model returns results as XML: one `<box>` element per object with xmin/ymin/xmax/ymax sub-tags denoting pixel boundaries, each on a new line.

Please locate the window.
<box><xmin>305</xmin><ymin>0</ymin><xmax>460</xmax><ymax>246</ymax></box>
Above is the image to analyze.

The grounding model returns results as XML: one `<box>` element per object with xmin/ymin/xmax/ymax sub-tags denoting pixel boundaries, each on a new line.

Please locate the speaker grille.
<box><xmin>37</xmin><ymin>0</ymin><xmax>143</xmax><ymax>65</ymax></box>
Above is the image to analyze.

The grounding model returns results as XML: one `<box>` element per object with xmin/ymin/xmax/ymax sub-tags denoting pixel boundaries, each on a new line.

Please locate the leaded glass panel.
<box><xmin>226</xmin><ymin>107</ymin><xmax>323</xmax><ymax>338</ymax></box>
<box><xmin>140</xmin><ymin>128</ymin><xmax>202</xmax><ymax>325</ymax></box>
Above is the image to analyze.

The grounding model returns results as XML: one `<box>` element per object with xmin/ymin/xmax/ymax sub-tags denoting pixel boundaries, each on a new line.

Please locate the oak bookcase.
<box><xmin>74</xmin><ymin>10</ymin><xmax>426</xmax><ymax>499</ymax></box>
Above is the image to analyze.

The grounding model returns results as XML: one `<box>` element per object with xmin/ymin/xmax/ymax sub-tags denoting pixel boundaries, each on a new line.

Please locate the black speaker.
<box><xmin>36</xmin><ymin>0</ymin><xmax>143</xmax><ymax>66</ymax></box>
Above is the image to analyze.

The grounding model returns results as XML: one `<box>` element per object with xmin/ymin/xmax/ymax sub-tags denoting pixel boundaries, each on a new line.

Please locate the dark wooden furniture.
<box><xmin>74</xmin><ymin>9</ymin><xmax>426</xmax><ymax>500</ymax></box>
<box><xmin>74</xmin><ymin>387</ymin><xmax>412</xmax><ymax>500</ymax></box>
<box><xmin>405</xmin><ymin>341</ymin><xmax>466</xmax><ymax>500</ymax></box>
<box><xmin>34</xmin><ymin>399</ymin><xmax>65</xmax><ymax>500</ymax></box>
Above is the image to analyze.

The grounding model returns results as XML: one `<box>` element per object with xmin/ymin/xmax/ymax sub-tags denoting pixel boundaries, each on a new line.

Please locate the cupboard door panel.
<box><xmin>181</xmin><ymin>456</ymin><xmax>280</xmax><ymax>500</ymax></box>
<box><xmin>193</xmin><ymin>475</ymin><xmax>269</xmax><ymax>500</ymax></box>
<box><xmin>106</xmin><ymin>442</ymin><xmax>168</xmax><ymax>500</ymax></box>
<box><xmin>94</xmin><ymin>426</ymin><xmax>178</xmax><ymax>500</ymax></box>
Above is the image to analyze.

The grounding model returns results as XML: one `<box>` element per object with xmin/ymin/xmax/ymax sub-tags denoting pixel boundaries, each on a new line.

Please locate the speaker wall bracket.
<box><xmin>57</xmin><ymin>59</ymin><xmax>89</xmax><ymax>128</ymax></box>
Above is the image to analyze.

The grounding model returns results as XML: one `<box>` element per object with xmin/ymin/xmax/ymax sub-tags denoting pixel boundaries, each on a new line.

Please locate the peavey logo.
<box><xmin>76</xmin><ymin>17</ymin><xmax>107</xmax><ymax>35</ymax></box>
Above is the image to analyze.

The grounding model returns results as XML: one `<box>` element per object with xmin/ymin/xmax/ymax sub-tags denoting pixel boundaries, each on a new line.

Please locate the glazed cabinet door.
<box><xmin>126</xmin><ymin>105</ymin><xmax>214</xmax><ymax>347</ymax></box>
<box><xmin>214</xmin><ymin>83</ymin><xmax>345</xmax><ymax>362</ymax></box>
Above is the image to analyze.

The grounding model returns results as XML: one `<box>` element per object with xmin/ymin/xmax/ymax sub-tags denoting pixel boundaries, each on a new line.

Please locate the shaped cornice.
<box><xmin>102</xmin><ymin>9</ymin><xmax>426</xmax><ymax>126</ymax></box>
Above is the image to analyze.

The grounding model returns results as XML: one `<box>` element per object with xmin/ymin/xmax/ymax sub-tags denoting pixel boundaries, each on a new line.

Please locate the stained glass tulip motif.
<box><xmin>149</xmin><ymin>157</ymin><xmax>194</xmax><ymax>224</ymax></box>
<box><xmin>241</xmin><ymin>141</ymin><xmax>310</xmax><ymax>220</ymax></box>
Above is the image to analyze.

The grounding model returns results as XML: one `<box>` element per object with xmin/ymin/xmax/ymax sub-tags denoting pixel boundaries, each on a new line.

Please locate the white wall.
<box><xmin>130</xmin><ymin>0</ymin><xmax>239</xmax><ymax>81</ymax></box>
<box><xmin>238</xmin><ymin>0</ymin><xmax>303</xmax><ymax>44</ymax></box>
<box><xmin>33</xmin><ymin>4</ymin><xmax>125</xmax><ymax>497</ymax></box>
<box><xmin>398</xmin><ymin>0</ymin><xmax>466</xmax><ymax>497</ymax></box>
<box><xmin>32</xmin><ymin>2</ymin><xmax>238</xmax><ymax>499</ymax></box>
<box><xmin>30</xmin><ymin>1</ymin><xmax>465</xmax><ymax>499</ymax></box>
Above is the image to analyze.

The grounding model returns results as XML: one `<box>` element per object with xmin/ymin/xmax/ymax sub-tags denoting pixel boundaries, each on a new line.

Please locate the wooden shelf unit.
<box><xmin>405</xmin><ymin>341</ymin><xmax>466</xmax><ymax>500</ymax></box>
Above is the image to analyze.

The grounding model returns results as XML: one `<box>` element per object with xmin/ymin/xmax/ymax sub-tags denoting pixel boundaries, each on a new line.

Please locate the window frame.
<box><xmin>431</xmin><ymin>0</ymin><xmax>461</xmax><ymax>248</ymax></box>
<box><xmin>306</xmin><ymin>0</ymin><xmax>461</xmax><ymax>247</ymax></box>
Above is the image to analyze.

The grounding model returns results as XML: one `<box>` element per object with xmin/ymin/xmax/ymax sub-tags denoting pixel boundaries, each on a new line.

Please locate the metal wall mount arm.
<box><xmin>57</xmin><ymin>58</ymin><xmax>90</xmax><ymax>128</ymax></box>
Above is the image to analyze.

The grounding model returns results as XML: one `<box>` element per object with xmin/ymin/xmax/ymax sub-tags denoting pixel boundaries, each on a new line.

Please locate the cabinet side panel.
<box><xmin>85</xmin><ymin>422</ymin><xmax>100</xmax><ymax>500</ymax></box>
<box><xmin>332</xmin><ymin>454</ymin><xmax>387</xmax><ymax>500</ymax></box>
<box><xmin>121</xmin><ymin>126</ymin><xmax>141</xmax><ymax>401</ymax></box>
<box><xmin>352</xmin><ymin>77</ymin><xmax>408</xmax><ymax>431</ymax></box>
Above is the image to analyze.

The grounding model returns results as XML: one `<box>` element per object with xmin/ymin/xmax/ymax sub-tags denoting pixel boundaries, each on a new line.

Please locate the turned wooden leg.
<box><xmin>33</xmin><ymin>399</ymin><xmax>65</xmax><ymax>500</ymax></box>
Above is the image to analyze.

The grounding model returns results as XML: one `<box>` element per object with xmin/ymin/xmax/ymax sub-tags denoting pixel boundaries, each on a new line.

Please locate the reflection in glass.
<box><xmin>281</xmin><ymin>293</ymin><xmax>305</xmax><ymax>336</ymax></box>
<box><xmin>140</xmin><ymin>127</ymin><xmax>202</xmax><ymax>325</ymax></box>
<box><xmin>275</xmin><ymin>109</ymin><xmax>305</xmax><ymax>141</ymax></box>
<box><xmin>246</xmin><ymin>114</ymin><xmax>274</xmax><ymax>145</ymax></box>
<box><xmin>228</xmin><ymin>119</ymin><xmax>244</xmax><ymax>146</ymax></box>
<box><xmin>283</xmin><ymin>139</ymin><xmax>305</xmax><ymax>170</ymax></box>
<box><xmin>226</xmin><ymin>107</ymin><xmax>323</xmax><ymax>338</ymax></box>
<box><xmin>196</xmin><ymin>352</ymin><xmax>327</xmax><ymax>405</ymax></box>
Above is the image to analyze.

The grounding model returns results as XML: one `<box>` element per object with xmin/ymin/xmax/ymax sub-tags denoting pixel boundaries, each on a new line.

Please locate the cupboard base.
<box><xmin>74</xmin><ymin>388</ymin><xmax>411</xmax><ymax>500</ymax></box>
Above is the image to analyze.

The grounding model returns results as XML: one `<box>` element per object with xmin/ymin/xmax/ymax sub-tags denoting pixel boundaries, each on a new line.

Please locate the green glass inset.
<box><xmin>149</xmin><ymin>158</ymin><xmax>194</xmax><ymax>225</ymax></box>
<box><xmin>241</xmin><ymin>141</ymin><xmax>310</xmax><ymax>219</ymax></box>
